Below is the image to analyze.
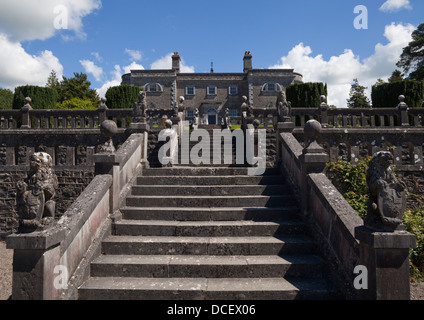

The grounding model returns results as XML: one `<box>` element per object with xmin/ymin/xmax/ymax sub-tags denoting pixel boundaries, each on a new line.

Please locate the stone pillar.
<box><xmin>319</xmin><ymin>95</ymin><xmax>329</xmax><ymax>128</ymax></box>
<box><xmin>397</xmin><ymin>95</ymin><xmax>410</xmax><ymax>127</ymax></box>
<box><xmin>20</xmin><ymin>97</ymin><xmax>33</xmax><ymax>129</ymax></box>
<box><xmin>128</xmin><ymin>92</ymin><xmax>150</xmax><ymax>134</ymax></box>
<box><xmin>94</xmin><ymin>120</ymin><xmax>121</xmax><ymax>214</ymax></box>
<box><xmin>298</xmin><ymin>120</ymin><xmax>329</xmax><ymax>218</ymax></box>
<box><xmin>355</xmin><ymin>227</ymin><xmax>416</xmax><ymax>300</ymax></box>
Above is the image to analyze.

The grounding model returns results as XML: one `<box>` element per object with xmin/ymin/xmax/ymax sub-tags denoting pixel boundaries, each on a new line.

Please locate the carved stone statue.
<box><xmin>241</xmin><ymin>96</ymin><xmax>253</xmax><ymax>118</ymax></box>
<box><xmin>277</xmin><ymin>91</ymin><xmax>292</xmax><ymax>122</ymax></box>
<box><xmin>221</xmin><ymin>108</ymin><xmax>231</xmax><ymax>130</ymax></box>
<box><xmin>365</xmin><ymin>151</ymin><xmax>407</xmax><ymax>231</ymax></box>
<box><xmin>16</xmin><ymin>152</ymin><xmax>58</xmax><ymax>231</ymax></box>
<box><xmin>132</xmin><ymin>91</ymin><xmax>147</xmax><ymax>122</ymax></box>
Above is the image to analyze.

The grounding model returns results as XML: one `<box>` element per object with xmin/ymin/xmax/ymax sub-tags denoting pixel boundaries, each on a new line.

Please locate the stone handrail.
<box><xmin>278</xmin><ymin>120</ymin><xmax>416</xmax><ymax>300</ymax></box>
<box><xmin>6</xmin><ymin>132</ymin><xmax>147</xmax><ymax>300</ymax></box>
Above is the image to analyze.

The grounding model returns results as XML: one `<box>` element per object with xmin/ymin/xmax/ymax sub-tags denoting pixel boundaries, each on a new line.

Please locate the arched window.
<box><xmin>261</xmin><ymin>83</ymin><xmax>283</xmax><ymax>92</ymax></box>
<box><xmin>145</xmin><ymin>83</ymin><xmax>164</xmax><ymax>93</ymax></box>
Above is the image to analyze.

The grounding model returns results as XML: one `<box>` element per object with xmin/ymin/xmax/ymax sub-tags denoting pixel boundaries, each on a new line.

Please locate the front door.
<box><xmin>207</xmin><ymin>109</ymin><xmax>217</xmax><ymax>125</ymax></box>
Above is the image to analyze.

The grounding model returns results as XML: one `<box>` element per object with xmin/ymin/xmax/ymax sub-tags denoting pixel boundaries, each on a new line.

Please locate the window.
<box><xmin>207</xmin><ymin>86</ymin><xmax>217</xmax><ymax>95</ymax></box>
<box><xmin>187</xmin><ymin>110</ymin><xmax>194</xmax><ymax>117</ymax></box>
<box><xmin>145</xmin><ymin>83</ymin><xmax>163</xmax><ymax>93</ymax></box>
<box><xmin>186</xmin><ymin>86</ymin><xmax>195</xmax><ymax>95</ymax></box>
<box><xmin>229</xmin><ymin>110</ymin><xmax>238</xmax><ymax>117</ymax></box>
<box><xmin>261</xmin><ymin>83</ymin><xmax>283</xmax><ymax>92</ymax></box>
<box><xmin>229</xmin><ymin>86</ymin><xmax>238</xmax><ymax>95</ymax></box>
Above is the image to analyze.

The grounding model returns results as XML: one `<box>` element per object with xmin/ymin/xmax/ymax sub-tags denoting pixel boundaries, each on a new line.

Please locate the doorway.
<box><xmin>207</xmin><ymin>109</ymin><xmax>217</xmax><ymax>125</ymax></box>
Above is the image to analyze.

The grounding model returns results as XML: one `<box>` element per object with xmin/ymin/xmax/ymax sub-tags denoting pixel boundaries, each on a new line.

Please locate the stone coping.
<box><xmin>355</xmin><ymin>226</ymin><xmax>417</xmax><ymax>249</ymax></box>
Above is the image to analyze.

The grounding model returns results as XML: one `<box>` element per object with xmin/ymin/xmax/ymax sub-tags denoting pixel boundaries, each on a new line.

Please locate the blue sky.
<box><xmin>0</xmin><ymin>0</ymin><xmax>422</xmax><ymax>107</ymax></box>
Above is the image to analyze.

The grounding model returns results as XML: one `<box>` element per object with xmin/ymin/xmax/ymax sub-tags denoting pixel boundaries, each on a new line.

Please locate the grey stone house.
<box><xmin>121</xmin><ymin>52</ymin><xmax>303</xmax><ymax>125</ymax></box>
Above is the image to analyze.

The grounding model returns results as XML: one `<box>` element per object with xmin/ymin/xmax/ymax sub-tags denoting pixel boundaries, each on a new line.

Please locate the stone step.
<box><xmin>131</xmin><ymin>185</ymin><xmax>288</xmax><ymax>196</ymax></box>
<box><xmin>89</xmin><ymin>254</ymin><xmax>326</xmax><ymax>279</ymax></box>
<box><xmin>78</xmin><ymin>277</ymin><xmax>337</xmax><ymax>300</ymax></box>
<box><xmin>114</xmin><ymin>220</ymin><xmax>306</xmax><ymax>237</ymax></box>
<box><xmin>141</xmin><ymin>167</ymin><xmax>280</xmax><ymax>176</ymax></box>
<box><xmin>136</xmin><ymin>175</ymin><xmax>285</xmax><ymax>186</ymax></box>
<box><xmin>120</xmin><ymin>207</ymin><xmax>300</xmax><ymax>221</ymax></box>
<box><xmin>101</xmin><ymin>235</ymin><xmax>317</xmax><ymax>256</ymax></box>
<box><xmin>125</xmin><ymin>195</ymin><xmax>296</xmax><ymax>208</ymax></box>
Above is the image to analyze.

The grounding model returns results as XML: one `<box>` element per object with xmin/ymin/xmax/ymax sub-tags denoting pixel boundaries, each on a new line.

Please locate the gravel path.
<box><xmin>0</xmin><ymin>240</ymin><xmax>12</xmax><ymax>300</ymax></box>
<box><xmin>0</xmin><ymin>239</ymin><xmax>423</xmax><ymax>300</ymax></box>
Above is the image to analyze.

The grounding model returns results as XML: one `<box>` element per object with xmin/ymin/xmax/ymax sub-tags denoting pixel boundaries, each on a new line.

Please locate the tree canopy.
<box><xmin>397</xmin><ymin>23</ymin><xmax>424</xmax><ymax>81</ymax></box>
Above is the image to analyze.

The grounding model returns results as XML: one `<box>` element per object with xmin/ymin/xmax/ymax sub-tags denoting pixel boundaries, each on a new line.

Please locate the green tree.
<box><xmin>373</xmin><ymin>78</ymin><xmax>386</xmax><ymax>87</ymax></box>
<box><xmin>388</xmin><ymin>70</ymin><xmax>404</xmax><ymax>83</ymax></box>
<box><xmin>397</xmin><ymin>23</ymin><xmax>424</xmax><ymax>81</ymax></box>
<box><xmin>347</xmin><ymin>78</ymin><xmax>371</xmax><ymax>108</ymax></box>
<box><xmin>105</xmin><ymin>85</ymin><xmax>141</xmax><ymax>109</ymax></box>
<box><xmin>58</xmin><ymin>72</ymin><xmax>100</xmax><ymax>108</ymax></box>
<box><xmin>0</xmin><ymin>88</ymin><xmax>14</xmax><ymax>109</ymax></box>
<box><xmin>46</xmin><ymin>70</ymin><xmax>60</xmax><ymax>91</ymax></box>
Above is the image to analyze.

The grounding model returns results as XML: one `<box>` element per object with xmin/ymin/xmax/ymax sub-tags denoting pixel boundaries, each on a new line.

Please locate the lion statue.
<box><xmin>365</xmin><ymin>151</ymin><xmax>406</xmax><ymax>231</ymax></box>
<box><xmin>16</xmin><ymin>152</ymin><xmax>58</xmax><ymax>231</ymax></box>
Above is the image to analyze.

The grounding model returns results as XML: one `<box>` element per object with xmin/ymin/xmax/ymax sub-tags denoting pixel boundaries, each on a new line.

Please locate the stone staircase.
<box><xmin>78</xmin><ymin>167</ymin><xmax>339</xmax><ymax>300</ymax></box>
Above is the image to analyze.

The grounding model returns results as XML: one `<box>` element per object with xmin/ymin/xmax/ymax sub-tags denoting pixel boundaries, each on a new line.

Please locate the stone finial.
<box><xmin>397</xmin><ymin>94</ymin><xmax>408</xmax><ymax>110</ymax></box>
<box><xmin>23</xmin><ymin>97</ymin><xmax>33</xmax><ymax>110</ymax></box>
<box><xmin>98</xmin><ymin>120</ymin><xmax>118</xmax><ymax>154</ymax></box>
<box><xmin>365</xmin><ymin>151</ymin><xmax>407</xmax><ymax>231</ymax></box>
<box><xmin>302</xmin><ymin>120</ymin><xmax>325</xmax><ymax>155</ymax></box>
<box><xmin>277</xmin><ymin>90</ymin><xmax>292</xmax><ymax>122</ymax></box>
<box><xmin>99</xmin><ymin>97</ymin><xmax>108</xmax><ymax>110</ymax></box>
<box><xmin>16</xmin><ymin>152</ymin><xmax>58</xmax><ymax>232</ymax></box>
<box><xmin>165</xmin><ymin>119</ymin><xmax>173</xmax><ymax>129</ymax></box>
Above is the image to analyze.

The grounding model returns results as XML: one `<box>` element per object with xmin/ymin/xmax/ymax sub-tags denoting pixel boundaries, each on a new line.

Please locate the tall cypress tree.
<box><xmin>347</xmin><ymin>79</ymin><xmax>371</xmax><ymax>108</ymax></box>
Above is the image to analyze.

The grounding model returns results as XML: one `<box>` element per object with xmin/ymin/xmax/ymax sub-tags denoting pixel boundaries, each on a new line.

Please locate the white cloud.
<box><xmin>0</xmin><ymin>0</ymin><xmax>101</xmax><ymax>42</ymax></box>
<box><xmin>379</xmin><ymin>0</ymin><xmax>412</xmax><ymax>12</ymax></box>
<box><xmin>150</xmin><ymin>53</ymin><xmax>195</xmax><ymax>73</ymax></box>
<box><xmin>0</xmin><ymin>34</ymin><xmax>63</xmax><ymax>89</ymax></box>
<box><xmin>80</xmin><ymin>59</ymin><xmax>103</xmax><ymax>81</ymax></box>
<box><xmin>125</xmin><ymin>49</ymin><xmax>142</xmax><ymax>61</ymax></box>
<box><xmin>270</xmin><ymin>23</ymin><xmax>415</xmax><ymax>108</ymax></box>
<box><xmin>96</xmin><ymin>62</ymin><xmax>145</xmax><ymax>98</ymax></box>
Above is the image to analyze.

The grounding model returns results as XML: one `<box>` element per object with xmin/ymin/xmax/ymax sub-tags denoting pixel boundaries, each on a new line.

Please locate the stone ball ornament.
<box><xmin>100</xmin><ymin>120</ymin><xmax>118</xmax><ymax>138</ymax></box>
<box><xmin>304</xmin><ymin>119</ymin><xmax>322</xmax><ymax>142</ymax></box>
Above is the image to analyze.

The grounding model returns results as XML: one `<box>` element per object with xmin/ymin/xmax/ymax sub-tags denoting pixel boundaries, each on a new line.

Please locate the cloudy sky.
<box><xmin>0</xmin><ymin>0</ymin><xmax>422</xmax><ymax>107</ymax></box>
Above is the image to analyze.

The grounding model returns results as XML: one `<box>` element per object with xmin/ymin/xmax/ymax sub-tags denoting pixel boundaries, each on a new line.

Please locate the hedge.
<box><xmin>105</xmin><ymin>85</ymin><xmax>141</xmax><ymax>109</ymax></box>
<box><xmin>371</xmin><ymin>80</ymin><xmax>424</xmax><ymax>108</ymax></box>
<box><xmin>286</xmin><ymin>82</ymin><xmax>328</xmax><ymax>108</ymax></box>
<box><xmin>13</xmin><ymin>85</ymin><xmax>58</xmax><ymax>110</ymax></box>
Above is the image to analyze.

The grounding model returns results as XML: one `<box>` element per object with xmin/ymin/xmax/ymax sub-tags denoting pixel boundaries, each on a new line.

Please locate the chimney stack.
<box><xmin>172</xmin><ymin>52</ymin><xmax>181</xmax><ymax>73</ymax></box>
<box><xmin>243</xmin><ymin>51</ymin><xmax>252</xmax><ymax>73</ymax></box>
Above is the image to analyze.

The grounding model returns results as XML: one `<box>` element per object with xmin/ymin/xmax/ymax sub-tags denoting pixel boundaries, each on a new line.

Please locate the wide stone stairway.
<box><xmin>78</xmin><ymin>166</ymin><xmax>339</xmax><ymax>300</ymax></box>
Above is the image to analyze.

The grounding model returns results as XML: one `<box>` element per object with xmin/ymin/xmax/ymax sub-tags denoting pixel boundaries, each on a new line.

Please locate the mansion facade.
<box><xmin>121</xmin><ymin>52</ymin><xmax>303</xmax><ymax>125</ymax></box>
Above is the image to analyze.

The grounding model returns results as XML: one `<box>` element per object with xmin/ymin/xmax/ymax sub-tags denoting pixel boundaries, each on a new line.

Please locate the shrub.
<box><xmin>13</xmin><ymin>85</ymin><xmax>58</xmax><ymax>110</ymax></box>
<box><xmin>105</xmin><ymin>85</ymin><xmax>141</xmax><ymax>109</ymax></box>
<box><xmin>326</xmin><ymin>157</ymin><xmax>424</xmax><ymax>280</ymax></box>
<box><xmin>56</xmin><ymin>98</ymin><xmax>98</xmax><ymax>110</ymax></box>
<box><xmin>0</xmin><ymin>88</ymin><xmax>14</xmax><ymax>109</ymax></box>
